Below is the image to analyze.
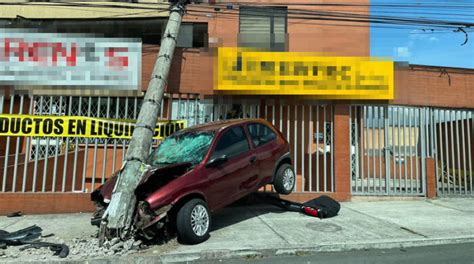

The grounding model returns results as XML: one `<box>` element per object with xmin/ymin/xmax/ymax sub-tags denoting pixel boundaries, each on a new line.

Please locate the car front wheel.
<box><xmin>273</xmin><ymin>164</ymin><xmax>295</xmax><ymax>195</ymax></box>
<box><xmin>176</xmin><ymin>198</ymin><xmax>211</xmax><ymax>244</ymax></box>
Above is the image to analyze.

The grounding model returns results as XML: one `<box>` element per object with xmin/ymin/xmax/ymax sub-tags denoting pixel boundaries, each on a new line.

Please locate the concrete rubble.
<box><xmin>0</xmin><ymin>235</ymin><xmax>144</xmax><ymax>261</ymax></box>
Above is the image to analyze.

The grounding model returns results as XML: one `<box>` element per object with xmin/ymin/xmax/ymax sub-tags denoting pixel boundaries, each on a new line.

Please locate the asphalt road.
<box><xmin>191</xmin><ymin>243</ymin><xmax>474</xmax><ymax>264</ymax></box>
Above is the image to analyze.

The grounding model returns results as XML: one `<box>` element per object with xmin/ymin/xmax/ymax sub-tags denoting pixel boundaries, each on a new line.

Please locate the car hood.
<box><xmin>93</xmin><ymin>162</ymin><xmax>193</xmax><ymax>203</ymax></box>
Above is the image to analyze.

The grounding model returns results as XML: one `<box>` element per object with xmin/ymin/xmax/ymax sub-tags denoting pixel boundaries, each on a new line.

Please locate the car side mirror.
<box><xmin>206</xmin><ymin>155</ymin><xmax>228</xmax><ymax>168</ymax></box>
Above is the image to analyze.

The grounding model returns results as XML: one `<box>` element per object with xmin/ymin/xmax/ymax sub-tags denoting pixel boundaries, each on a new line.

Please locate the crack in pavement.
<box><xmin>399</xmin><ymin>226</ymin><xmax>429</xmax><ymax>238</ymax></box>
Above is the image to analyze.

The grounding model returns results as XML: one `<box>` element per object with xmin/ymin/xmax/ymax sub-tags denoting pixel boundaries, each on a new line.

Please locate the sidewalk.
<box><xmin>1</xmin><ymin>197</ymin><xmax>473</xmax><ymax>263</ymax></box>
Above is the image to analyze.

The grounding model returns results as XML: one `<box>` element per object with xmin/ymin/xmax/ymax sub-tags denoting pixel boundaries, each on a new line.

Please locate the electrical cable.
<box><xmin>2</xmin><ymin>1</ymin><xmax>472</xmax><ymax>38</ymax></box>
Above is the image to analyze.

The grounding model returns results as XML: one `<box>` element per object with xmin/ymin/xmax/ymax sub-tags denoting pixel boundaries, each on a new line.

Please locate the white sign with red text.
<box><xmin>0</xmin><ymin>30</ymin><xmax>141</xmax><ymax>90</ymax></box>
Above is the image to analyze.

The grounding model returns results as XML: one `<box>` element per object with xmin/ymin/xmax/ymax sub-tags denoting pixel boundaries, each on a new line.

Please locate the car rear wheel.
<box><xmin>176</xmin><ymin>198</ymin><xmax>211</xmax><ymax>244</ymax></box>
<box><xmin>273</xmin><ymin>164</ymin><xmax>295</xmax><ymax>195</ymax></box>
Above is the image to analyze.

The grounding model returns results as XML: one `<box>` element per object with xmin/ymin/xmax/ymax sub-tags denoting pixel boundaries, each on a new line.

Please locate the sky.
<box><xmin>370</xmin><ymin>0</ymin><xmax>474</xmax><ymax>68</ymax></box>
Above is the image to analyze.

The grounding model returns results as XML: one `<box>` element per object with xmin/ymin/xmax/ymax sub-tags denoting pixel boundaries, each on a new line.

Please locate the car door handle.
<box><xmin>249</xmin><ymin>156</ymin><xmax>257</xmax><ymax>164</ymax></box>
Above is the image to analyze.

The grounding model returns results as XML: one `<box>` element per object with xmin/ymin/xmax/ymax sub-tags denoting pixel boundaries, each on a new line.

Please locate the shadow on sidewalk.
<box><xmin>209</xmin><ymin>193</ymin><xmax>286</xmax><ymax>232</ymax></box>
<box><xmin>147</xmin><ymin>193</ymin><xmax>286</xmax><ymax>245</ymax></box>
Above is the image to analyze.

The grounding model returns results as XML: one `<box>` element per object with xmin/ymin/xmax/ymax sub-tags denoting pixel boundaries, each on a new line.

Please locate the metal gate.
<box><xmin>433</xmin><ymin>108</ymin><xmax>473</xmax><ymax>196</ymax></box>
<box><xmin>350</xmin><ymin>105</ymin><xmax>429</xmax><ymax>196</ymax></box>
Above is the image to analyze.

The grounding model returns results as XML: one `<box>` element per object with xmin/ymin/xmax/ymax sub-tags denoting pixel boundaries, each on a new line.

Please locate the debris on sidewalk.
<box><xmin>0</xmin><ymin>225</ymin><xmax>43</xmax><ymax>245</ymax></box>
<box><xmin>6</xmin><ymin>211</ymin><xmax>23</xmax><ymax>218</ymax></box>
<box><xmin>258</xmin><ymin>194</ymin><xmax>341</xmax><ymax>219</ymax></box>
<box><xmin>0</xmin><ymin>228</ymin><xmax>149</xmax><ymax>260</ymax></box>
<box><xmin>20</xmin><ymin>242</ymin><xmax>69</xmax><ymax>258</ymax></box>
<box><xmin>0</xmin><ymin>225</ymin><xmax>70</xmax><ymax>258</ymax></box>
<box><xmin>66</xmin><ymin>236</ymin><xmax>144</xmax><ymax>258</ymax></box>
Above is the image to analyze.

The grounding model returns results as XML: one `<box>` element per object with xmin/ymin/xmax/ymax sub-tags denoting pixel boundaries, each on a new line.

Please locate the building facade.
<box><xmin>0</xmin><ymin>0</ymin><xmax>473</xmax><ymax>214</ymax></box>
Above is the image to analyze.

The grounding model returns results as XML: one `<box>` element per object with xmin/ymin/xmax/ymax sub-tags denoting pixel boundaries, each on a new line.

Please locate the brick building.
<box><xmin>0</xmin><ymin>0</ymin><xmax>473</xmax><ymax>214</ymax></box>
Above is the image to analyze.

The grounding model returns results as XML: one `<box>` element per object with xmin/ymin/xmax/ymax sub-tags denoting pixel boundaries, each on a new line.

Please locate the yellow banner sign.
<box><xmin>0</xmin><ymin>114</ymin><xmax>186</xmax><ymax>139</ymax></box>
<box><xmin>216</xmin><ymin>48</ymin><xmax>394</xmax><ymax>99</ymax></box>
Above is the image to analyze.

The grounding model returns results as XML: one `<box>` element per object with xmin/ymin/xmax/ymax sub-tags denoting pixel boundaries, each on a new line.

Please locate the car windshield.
<box><xmin>147</xmin><ymin>131</ymin><xmax>215</xmax><ymax>166</ymax></box>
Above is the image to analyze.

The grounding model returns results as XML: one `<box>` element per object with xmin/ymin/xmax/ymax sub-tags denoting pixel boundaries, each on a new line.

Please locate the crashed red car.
<box><xmin>91</xmin><ymin>118</ymin><xmax>295</xmax><ymax>244</ymax></box>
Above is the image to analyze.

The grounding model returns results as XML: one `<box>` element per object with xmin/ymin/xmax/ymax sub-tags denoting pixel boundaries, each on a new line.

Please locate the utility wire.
<box><xmin>184</xmin><ymin>6</ymin><xmax>474</xmax><ymax>30</ymax></box>
<box><xmin>207</xmin><ymin>1</ymin><xmax>474</xmax><ymax>8</ymax></box>
<box><xmin>188</xmin><ymin>3</ymin><xmax>474</xmax><ymax>28</ymax></box>
<box><xmin>3</xmin><ymin>1</ymin><xmax>472</xmax><ymax>33</ymax></box>
<box><xmin>185</xmin><ymin>12</ymin><xmax>474</xmax><ymax>35</ymax></box>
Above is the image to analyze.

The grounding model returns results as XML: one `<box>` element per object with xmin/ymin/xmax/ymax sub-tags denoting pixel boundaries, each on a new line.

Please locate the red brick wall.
<box><xmin>142</xmin><ymin>0</ymin><xmax>371</xmax><ymax>96</ymax></box>
<box><xmin>141</xmin><ymin>46</ymin><xmax>214</xmax><ymax>96</ymax></box>
<box><xmin>394</xmin><ymin>66</ymin><xmax>474</xmax><ymax>108</ymax></box>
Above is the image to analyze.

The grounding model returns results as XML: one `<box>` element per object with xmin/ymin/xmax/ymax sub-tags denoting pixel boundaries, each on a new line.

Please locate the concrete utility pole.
<box><xmin>100</xmin><ymin>0</ymin><xmax>187</xmax><ymax>241</ymax></box>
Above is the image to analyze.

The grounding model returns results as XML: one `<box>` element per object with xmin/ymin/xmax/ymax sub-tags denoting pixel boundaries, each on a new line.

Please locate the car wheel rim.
<box><xmin>283</xmin><ymin>168</ymin><xmax>295</xmax><ymax>191</ymax></box>
<box><xmin>191</xmin><ymin>204</ymin><xmax>209</xmax><ymax>237</ymax></box>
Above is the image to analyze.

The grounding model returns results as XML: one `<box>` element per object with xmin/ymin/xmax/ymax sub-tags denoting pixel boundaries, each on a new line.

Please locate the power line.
<box><xmin>185</xmin><ymin>5</ymin><xmax>474</xmax><ymax>30</ymax></box>
<box><xmin>2</xmin><ymin>1</ymin><xmax>472</xmax><ymax>33</ymax></box>
<box><xmin>190</xmin><ymin>3</ymin><xmax>474</xmax><ymax>25</ymax></box>
<box><xmin>185</xmin><ymin>11</ymin><xmax>474</xmax><ymax>35</ymax></box>
<box><xmin>205</xmin><ymin>1</ymin><xmax>474</xmax><ymax>8</ymax></box>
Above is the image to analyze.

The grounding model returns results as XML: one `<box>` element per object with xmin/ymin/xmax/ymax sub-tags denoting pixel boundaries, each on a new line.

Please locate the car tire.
<box><xmin>176</xmin><ymin>198</ymin><xmax>211</xmax><ymax>244</ymax></box>
<box><xmin>273</xmin><ymin>163</ymin><xmax>295</xmax><ymax>195</ymax></box>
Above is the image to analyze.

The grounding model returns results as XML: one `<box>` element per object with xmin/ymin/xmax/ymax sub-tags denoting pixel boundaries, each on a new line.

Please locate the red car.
<box><xmin>91</xmin><ymin>118</ymin><xmax>295</xmax><ymax>244</ymax></box>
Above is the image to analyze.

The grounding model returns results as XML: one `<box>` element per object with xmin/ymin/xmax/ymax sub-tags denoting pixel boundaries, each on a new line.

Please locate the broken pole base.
<box><xmin>100</xmin><ymin>160</ymin><xmax>142</xmax><ymax>243</ymax></box>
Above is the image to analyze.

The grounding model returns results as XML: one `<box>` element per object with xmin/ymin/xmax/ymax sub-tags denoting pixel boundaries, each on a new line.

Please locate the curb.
<box><xmin>158</xmin><ymin>236</ymin><xmax>474</xmax><ymax>263</ymax></box>
<box><xmin>4</xmin><ymin>236</ymin><xmax>474</xmax><ymax>263</ymax></box>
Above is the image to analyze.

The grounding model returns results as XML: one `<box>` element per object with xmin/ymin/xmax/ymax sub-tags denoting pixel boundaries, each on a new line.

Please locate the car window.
<box><xmin>148</xmin><ymin>131</ymin><xmax>214</xmax><ymax>166</ymax></box>
<box><xmin>211</xmin><ymin>126</ymin><xmax>249</xmax><ymax>160</ymax></box>
<box><xmin>248</xmin><ymin>123</ymin><xmax>276</xmax><ymax>147</ymax></box>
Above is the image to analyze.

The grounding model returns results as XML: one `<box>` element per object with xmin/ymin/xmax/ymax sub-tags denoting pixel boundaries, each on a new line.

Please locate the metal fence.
<box><xmin>0</xmin><ymin>93</ymin><xmax>200</xmax><ymax>193</ymax></box>
<box><xmin>3</xmin><ymin>93</ymin><xmax>472</xmax><ymax>197</ymax></box>
<box><xmin>0</xmin><ymin>93</ymin><xmax>332</xmax><ymax>194</ymax></box>
<box><xmin>260</xmin><ymin>102</ymin><xmax>334</xmax><ymax>193</ymax></box>
<box><xmin>433</xmin><ymin>108</ymin><xmax>473</xmax><ymax>196</ymax></box>
<box><xmin>350</xmin><ymin>105</ymin><xmax>429</xmax><ymax>196</ymax></box>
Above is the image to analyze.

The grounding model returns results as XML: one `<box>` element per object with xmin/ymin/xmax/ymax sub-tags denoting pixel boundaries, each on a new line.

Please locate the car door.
<box><xmin>204</xmin><ymin>125</ymin><xmax>257</xmax><ymax>210</ymax></box>
<box><xmin>247</xmin><ymin>123</ymin><xmax>279</xmax><ymax>185</ymax></box>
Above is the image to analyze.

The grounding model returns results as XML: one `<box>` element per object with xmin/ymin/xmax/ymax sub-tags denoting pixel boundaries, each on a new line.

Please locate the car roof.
<box><xmin>179</xmin><ymin>118</ymin><xmax>268</xmax><ymax>134</ymax></box>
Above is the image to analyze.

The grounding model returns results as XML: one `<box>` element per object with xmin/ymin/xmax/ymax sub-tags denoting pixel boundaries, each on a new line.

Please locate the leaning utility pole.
<box><xmin>100</xmin><ymin>0</ymin><xmax>187</xmax><ymax>241</ymax></box>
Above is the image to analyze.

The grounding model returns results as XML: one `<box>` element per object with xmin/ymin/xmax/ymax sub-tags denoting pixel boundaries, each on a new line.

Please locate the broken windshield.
<box><xmin>148</xmin><ymin>131</ymin><xmax>215</xmax><ymax>166</ymax></box>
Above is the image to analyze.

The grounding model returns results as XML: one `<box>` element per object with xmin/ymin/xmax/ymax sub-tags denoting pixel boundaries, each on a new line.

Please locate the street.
<box><xmin>195</xmin><ymin>243</ymin><xmax>474</xmax><ymax>264</ymax></box>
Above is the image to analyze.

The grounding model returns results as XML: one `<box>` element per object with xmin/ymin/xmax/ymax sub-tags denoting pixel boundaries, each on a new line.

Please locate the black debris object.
<box><xmin>0</xmin><ymin>225</ymin><xmax>69</xmax><ymax>258</ymax></box>
<box><xmin>20</xmin><ymin>242</ymin><xmax>70</xmax><ymax>258</ymax></box>
<box><xmin>7</xmin><ymin>211</ymin><xmax>23</xmax><ymax>218</ymax></box>
<box><xmin>0</xmin><ymin>225</ymin><xmax>43</xmax><ymax>245</ymax></box>
<box><xmin>257</xmin><ymin>194</ymin><xmax>340</xmax><ymax>219</ymax></box>
<box><xmin>303</xmin><ymin>195</ymin><xmax>341</xmax><ymax>218</ymax></box>
<box><xmin>41</xmin><ymin>233</ymin><xmax>55</xmax><ymax>238</ymax></box>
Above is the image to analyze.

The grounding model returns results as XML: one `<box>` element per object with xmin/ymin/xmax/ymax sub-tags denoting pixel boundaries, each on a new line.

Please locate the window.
<box><xmin>211</xmin><ymin>126</ymin><xmax>249</xmax><ymax>159</ymax></box>
<box><xmin>239</xmin><ymin>6</ymin><xmax>287</xmax><ymax>51</ymax></box>
<box><xmin>248</xmin><ymin>123</ymin><xmax>276</xmax><ymax>147</ymax></box>
<box><xmin>176</xmin><ymin>23</ymin><xmax>208</xmax><ymax>48</ymax></box>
